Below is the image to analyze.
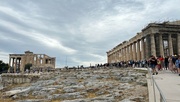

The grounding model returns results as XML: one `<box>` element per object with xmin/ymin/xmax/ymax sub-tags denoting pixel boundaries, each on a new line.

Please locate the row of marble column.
<box><xmin>34</xmin><ymin>55</ymin><xmax>45</xmax><ymax>65</ymax></box>
<box><xmin>9</xmin><ymin>57</ymin><xmax>21</xmax><ymax>73</ymax></box>
<box><xmin>33</xmin><ymin>55</ymin><xmax>53</xmax><ymax>65</ymax></box>
<box><xmin>108</xmin><ymin>39</ymin><xmax>145</xmax><ymax>63</ymax></box>
<box><xmin>34</xmin><ymin>55</ymin><xmax>53</xmax><ymax>65</ymax></box>
<box><xmin>150</xmin><ymin>33</ymin><xmax>177</xmax><ymax>57</ymax></box>
<box><xmin>108</xmin><ymin>34</ymin><xmax>180</xmax><ymax>63</ymax></box>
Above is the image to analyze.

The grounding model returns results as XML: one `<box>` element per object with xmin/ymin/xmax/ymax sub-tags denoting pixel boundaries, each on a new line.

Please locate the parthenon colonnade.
<box><xmin>107</xmin><ymin>21</ymin><xmax>180</xmax><ymax>63</ymax></box>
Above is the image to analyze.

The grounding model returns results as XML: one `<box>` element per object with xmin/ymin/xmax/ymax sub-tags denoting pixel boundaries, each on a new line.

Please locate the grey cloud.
<box><xmin>0</xmin><ymin>0</ymin><xmax>180</xmax><ymax>67</ymax></box>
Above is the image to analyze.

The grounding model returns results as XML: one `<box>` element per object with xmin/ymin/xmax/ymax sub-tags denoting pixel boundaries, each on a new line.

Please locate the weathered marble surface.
<box><xmin>0</xmin><ymin>68</ymin><xmax>148</xmax><ymax>102</ymax></box>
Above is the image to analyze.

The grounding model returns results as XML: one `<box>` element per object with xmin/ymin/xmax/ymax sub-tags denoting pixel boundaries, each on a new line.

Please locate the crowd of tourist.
<box><xmin>57</xmin><ymin>54</ymin><xmax>180</xmax><ymax>77</ymax></box>
<box><xmin>149</xmin><ymin>55</ymin><xmax>180</xmax><ymax>76</ymax></box>
<box><xmin>93</xmin><ymin>54</ymin><xmax>180</xmax><ymax>76</ymax></box>
<box><xmin>95</xmin><ymin>60</ymin><xmax>149</xmax><ymax>69</ymax></box>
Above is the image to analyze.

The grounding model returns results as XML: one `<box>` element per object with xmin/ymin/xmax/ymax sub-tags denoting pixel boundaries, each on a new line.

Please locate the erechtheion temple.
<box><xmin>107</xmin><ymin>21</ymin><xmax>180</xmax><ymax>63</ymax></box>
<box><xmin>8</xmin><ymin>51</ymin><xmax>56</xmax><ymax>73</ymax></box>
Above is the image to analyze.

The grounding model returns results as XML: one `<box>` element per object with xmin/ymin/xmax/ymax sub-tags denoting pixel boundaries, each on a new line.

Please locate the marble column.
<box><xmin>159</xmin><ymin>33</ymin><xmax>164</xmax><ymax>57</ymax></box>
<box><xmin>20</xmin><ymin>57</ymin><xmax>24</xmax><ymax>73</ymax></box>
<box><xmin>133</xmin><ymin>42</ymin><xmax>137</xmax><ymax>61</ymax></box>
<box><xmin>129</xmin><ymin>44</ymin><xmax>133</xmax><ymax>60</ymax></box>
<box><xmin>43</xmin><ymin>55</ymin><xmax>46</xmax><ymax>64</ymax></box>
<box><xmin>112</xmin><ymin>53</ymin><xmax>114</xmax><ymax>63</ymax></box>
<box><xmin>112</xmin><ymin>53</ymin><xmax>114</xmax><ymax>62</ymax></box>
<box><xmin>116</xmin><ymin>51</ymin><xmax>119</xmax><ymax>62</ymax></box>
<box><xmin>114</xmin><ymin>50</ymin><xmax>117</xmax><ymax>61</ymax></box>
<box><xmin>111</xmin><ymin>54</ymin><xmax>113</xmax><ymax>63</ymax></box>
<box><xmin>122</xmin><ymin>48</ymin><xmax>124</xmax><ymax>61</ymax></box>
<box><xmin>107</xmin><ymin>55</ymin><xmax>109</xmax><ymax>63</ymax></box>
<box><xmin>115</xmin><ymin>51</ymin><xmax>117</xmax><ymax>62</ymax></box>
<box><xmin>18</xmin><ymin>58</ymin><xmax>21</xmax><ymax>71</ymax></box>
<box><xmin>118</xmin><ymin>50</ymin><xmax>120</xmax><ymax>62</ymax></box>
<box><xmin>110</xmin><ymin>55</ymin><xmax>112</xmax><ymax>63</ymax></box>
<box><xmin>118</xmin><ymin>49</ymin><xmax>121</xmax><ymax>62</ymax></box>
<box><xmin>119</xmin><ymin>49</ymin><xmax>121</xmax><ymax>61</ymax></box>
<box><xmin>14</xmin><ymin>58</ymin><xmax>17</xmax><ymax>73</ymax></box>
<box><xmin>19</xmin><ymin>58</ymin><xmax>22</xmax><ymax>72</ymax></box>
<box><xmin>177</xmin><ymin>34</ymin><xmax>180</xmax><ymax>54</ymax></box>
<box><xmin>113</xmin><ymin>53</ymin><xmax>115</xmax><ymax>62</ymax></box>
<box><xmin>137</xmin><ymin>40</ymin><xmax>141</xmax><ymax>61</ymax></box>
<box><xmin>126</xmin><ymin>46</ymin><xmax>129</xmax><ymax>61</ymax></box>
<box><xmin>115</xmin><ymin>52</ymin><xmax>116</xmax><ymax>62</ymax></box>
<box><xmin>113</xmin><ymin>52</ymin><xmax>115</xmax><ymax>62</ymax></box>
<box><xmin>12</xmin><ymin>58</ymin><xmax>15</xmax><ymax>72</ymax></box>
<box><xmin>168</xmin><ymin>34</ymin><xmax>174</xmax><ymax>56</ymax></box>
<box><xmin>145</xmin><ymin>38</ymin><xmax>148</xmax><ymax>59</ymax></box>
<box><xmin>141</xmin><ymin>38</ymin><xmax>145</xmax><ymax>60</ymax></box>
<box><xmin>112</xmin><ymin>54</ymin><xmax>113</xmax><ymax>62</ymax></box>
<box><xmin>120</xmin><ymin>49</ymin><xmax>122</xmax><ymax>61</ymax></box>
<box><xmin>36</xmin><ymin>55</ymin><xmax>38</xmax><ymax>65</ymax></box>
<box><xmin>124</xmin><ymin>47</ymin><xmax>126</xmax><ymax>61</ymax></box>
<box><xmin>111</xmin><ymin>53</ymin><xmax>113</xmax><ymax>63</ymax></box>
<box><xmin>8</xmin><ymin>57</ymin><xmax>11</xmax><ymax>72</ymax></box>
<box><xmin>124</xmin><ymin>47</ymin><xmax>127</xmax><ymax>61</ymax></box>
<box><xmin>17</xmin><ymin>58</ymin><xmax>19</xmax><ymax>71</ymax></box>
<box><xmin>150</xmin><ymin>34</ymin><xmax>156</xmax><ymax>56</ymax></box>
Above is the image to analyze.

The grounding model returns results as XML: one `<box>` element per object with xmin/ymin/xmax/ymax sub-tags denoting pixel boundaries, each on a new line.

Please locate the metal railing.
<box><xmin>147</xmin><ymin>67</ymin><xmax>167</xmax><ymax>102</ymax></box>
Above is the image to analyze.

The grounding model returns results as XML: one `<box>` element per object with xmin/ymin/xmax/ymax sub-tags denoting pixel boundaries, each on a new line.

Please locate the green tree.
<box><xmin>0</xmin><ymin>60</ymin><xmax>9</xmax><ymax>73</ymax></box>
<box><xmin>24</xmin><ymin>63</ymin><xmax>32</xmax><ymax>71</ymax></box>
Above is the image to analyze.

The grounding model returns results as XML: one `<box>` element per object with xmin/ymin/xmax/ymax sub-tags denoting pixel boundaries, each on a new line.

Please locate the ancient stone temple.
<box><xmin>8</xmin><ymin>51</ymin><xmax>56</xmax><ymax>73</ymax></box>
<box><xmin>107</xmin><ymin>21</ymin><xmax>180</xmax><ymax>63</ymax></box>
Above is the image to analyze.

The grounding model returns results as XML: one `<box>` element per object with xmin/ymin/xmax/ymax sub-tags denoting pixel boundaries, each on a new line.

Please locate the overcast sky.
<box><xmin>0</xmin><ymin>0</ymin><xmax>180</xmax><ymax>68</ymax></box>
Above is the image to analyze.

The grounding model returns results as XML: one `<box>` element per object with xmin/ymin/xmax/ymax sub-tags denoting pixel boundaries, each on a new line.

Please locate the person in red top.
<box><xmin>157</xmin><ymin>56</ymin><xmax>164</xmax><ymax>71</ymax></box>
<box><xmin>159</xmin><ymin>56</ymin><xmax>164</xmax><ymax>70</ymax></box>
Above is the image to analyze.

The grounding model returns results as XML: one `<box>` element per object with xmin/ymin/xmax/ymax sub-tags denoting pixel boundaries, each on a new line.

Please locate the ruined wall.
<box><xmin>9</xmin><ymin>51</ymin><xmax>56</xmax><ymax>73</ymax></box>
<box><xmin>1</xmin><ymin>74</ymin><xmax>40</xmax><ymax>86</ymax></box>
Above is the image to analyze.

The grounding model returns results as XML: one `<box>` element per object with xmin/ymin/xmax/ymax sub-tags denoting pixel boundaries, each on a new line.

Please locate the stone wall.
<box><xmin>1</xmin><ymin>74</ymin><xmax>40</xmax><ymax>87</ymax></box>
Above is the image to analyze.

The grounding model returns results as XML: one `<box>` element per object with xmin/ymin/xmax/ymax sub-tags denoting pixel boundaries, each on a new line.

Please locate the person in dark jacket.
<box><xmin>164</xmin><ymin>56</ymin><xmax>169</xmax><ymax>70</ymax></box>
<box><xmin>149</xmin><ymin>55</ymin><xmax>158</xmax><ymax>75</ymax></box>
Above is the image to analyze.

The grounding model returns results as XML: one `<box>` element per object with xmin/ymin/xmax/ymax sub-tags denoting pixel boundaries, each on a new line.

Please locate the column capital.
<box><xmin>141</xmin><ymin>37</ymin><xmax>145</xmax><ymax>40</ymax></box>
<box><xmin>133</xmin><ymin>41</ymin><xmax>137</xmax><ymax>43</ymax></box>
<box><xmin>137</xmin><ymin>39</ymin><xmax>141</xmax><ymax>42</ymax></box>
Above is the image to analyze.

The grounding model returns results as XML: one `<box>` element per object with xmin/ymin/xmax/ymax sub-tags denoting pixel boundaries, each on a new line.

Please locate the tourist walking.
<box><xmin>168</xmin><ymin>56</ymin><xmax>174</xmax><ymax>72</ymax></box>
<box><xmin>175</xmin><ymin>56</ymin><xmax>180</xmax><ymax>76</ymax></box>
<box><xmin>157</xmin><ymin>56</ymin><xmax>162</xmax><ymax>71</ymax></box>
<box><xmin>164</xmin><ymin>56</ymin><xmax>169</xmax><ymax>70</ymax></box>
<box><xmin>149</xmin><ymin>55</ymin><xmax>158</xmax><ymax>75</ymax></box>
<box><xmin>172</xmin><ymin>55</ymin><xmax>177</xmax><ymax>65</ymax></box>
<box><xmin>159</xmin><ymin>56</ymin><xmax>164</xmax><ymax>70</ymax></box>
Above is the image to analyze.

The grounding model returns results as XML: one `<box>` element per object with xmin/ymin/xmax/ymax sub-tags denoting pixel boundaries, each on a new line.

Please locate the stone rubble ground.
<box><xmin>0</xmin><ymin>67</ymin><xmax>148</xmax><ymax>102</ymax></box>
